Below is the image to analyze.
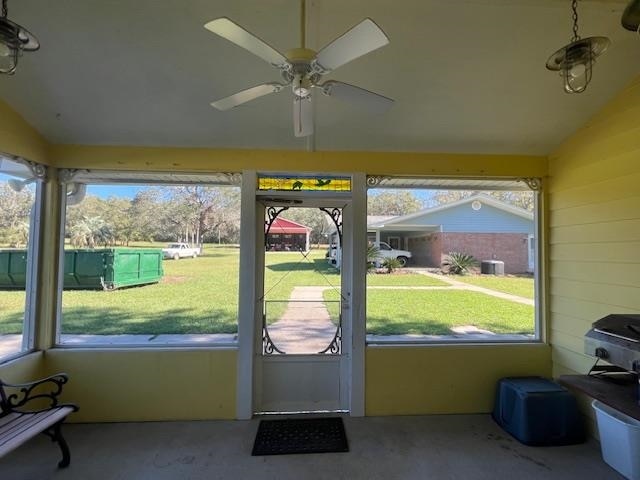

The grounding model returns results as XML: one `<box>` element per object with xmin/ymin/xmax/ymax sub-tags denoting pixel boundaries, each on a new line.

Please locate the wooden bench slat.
<box><xmin>0</xmin><ymin>407</ymin><xmax>74</xmax><ymax>458</ymax></box>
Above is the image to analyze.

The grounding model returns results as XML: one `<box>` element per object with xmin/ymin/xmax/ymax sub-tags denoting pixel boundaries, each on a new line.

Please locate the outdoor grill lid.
<box><xmin>592</xmin><ymin>314</ymin><xmax>640</xmax><ymax>343</ymax></box>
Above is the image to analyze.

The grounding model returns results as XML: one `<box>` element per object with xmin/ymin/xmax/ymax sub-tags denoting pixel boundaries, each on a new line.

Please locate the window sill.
<box><xmin>56</xmin><ymin>333</ymin><xmax>238</xmax><ymax>349</ymax></box>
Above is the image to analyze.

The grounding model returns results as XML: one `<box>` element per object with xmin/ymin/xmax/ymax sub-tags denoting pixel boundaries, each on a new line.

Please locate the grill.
<box><xmin>585</xmin><ymin>314</ymin><xmax>640</xmax><ymax>403</ymax></box>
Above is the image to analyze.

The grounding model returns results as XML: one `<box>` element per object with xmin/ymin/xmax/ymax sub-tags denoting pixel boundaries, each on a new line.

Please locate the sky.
<box><xmin>88</xmin><ymin>185</ymin><xmax>147</xmax><ymax>199</ymax></box>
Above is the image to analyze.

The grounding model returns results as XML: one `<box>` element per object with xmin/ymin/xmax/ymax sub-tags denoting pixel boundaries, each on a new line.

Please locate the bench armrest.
<box><xmin>0</xmin><ymin>373</ymin><xmax>79</xmax><ymax>414</ymax></box>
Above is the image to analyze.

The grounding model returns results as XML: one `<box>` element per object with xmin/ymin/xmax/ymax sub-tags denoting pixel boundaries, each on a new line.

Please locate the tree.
<box><xmin>128</xmin><ymin>189</ymin><xmax>162</xmax><ymax>242</ymax></box>
<box><xmin>159</xmin><ymin>186</ymin><xmax>241</xmax><ymax>244</ymax></box>
<box><xmin>367</xmin><ymin>191</ymin><xmax>423</xmax><ymax>216</ymax></box>
<box><xmin>0</xmin><ymin>183</ymin><xmax>34</xmax><ymax>247</ymax></box>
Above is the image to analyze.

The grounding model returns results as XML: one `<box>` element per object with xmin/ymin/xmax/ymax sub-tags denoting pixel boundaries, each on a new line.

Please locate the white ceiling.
<box><xmin>0</xmin><ymin>0</ymin><xmax>638</xmax><ymax>154</ymax></box>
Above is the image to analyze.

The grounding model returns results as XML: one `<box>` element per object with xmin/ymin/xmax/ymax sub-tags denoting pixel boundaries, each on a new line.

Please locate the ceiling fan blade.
<box><xmin>622</xmin><ymin>0</ymin><xmax>640</xmax><ymax>31</ymax></box>
<box><xmin>211</xmin><ymin>83</ymin><xmax>284</xmax><ymax>111</ymax></box>
<box><xmin>293</xmin><ymin>96</ymin><xmax>314</xmax><ymax>137</ymax></box>
<box><xmin>320</xmin><ymin>81</ymin><xmax>394</xmax><ymax>114</ymax></box>
<box><xmin>204</xmin><ymin>18</ymin><xmax>290</xmax><ymax>69</ymax></box>
<box><xmin>312</xmin><ymin>18</ymin><xmax>389</xmax><ymax>73</ymax></box>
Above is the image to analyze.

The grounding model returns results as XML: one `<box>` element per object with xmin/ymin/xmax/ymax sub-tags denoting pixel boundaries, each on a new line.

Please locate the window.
<box><xmin>366</xmin><ymin>176</ymin><xmax>540</xmax><ymax>343</ymax></box>
<box><xmin>0</xmin><ymin>157</ymin><xmax>42</xmax><ymax>360</ymax></box>
<box><xmin>57</xmin><ymin>171</ymin><xmax>241</xmax><ymax>347</ymax></box>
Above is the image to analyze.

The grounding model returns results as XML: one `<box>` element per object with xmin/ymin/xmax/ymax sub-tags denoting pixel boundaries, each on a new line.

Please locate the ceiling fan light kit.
<box><xmin>546</xmin><ymin>0</ymin><xmax>610</xmax><ymax>94</ymax></box>
<box><xmin>0</xmin><ymin>0</ymin><xmax>39</xmax><ymax>75</ymax></box>
<box><xmin>205</xmin><ymin>0</ymin><xmax>394</xmax><ymax>137</ymax></box>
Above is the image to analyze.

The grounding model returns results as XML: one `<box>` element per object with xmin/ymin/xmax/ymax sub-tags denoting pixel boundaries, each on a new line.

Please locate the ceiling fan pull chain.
<box><xmin>571</xmin><ymin>0</ymin><xmax>580</xmax><ymax>42</ymax></box>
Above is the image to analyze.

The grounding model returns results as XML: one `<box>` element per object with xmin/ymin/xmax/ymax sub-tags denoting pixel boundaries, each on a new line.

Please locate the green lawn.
<box><xmin>0</xmin><ymin>292</ymin><xmax>26</xmax><ymax>335</ymax></box>
<box><xmin>446</xmin><ymin>274</ymin><xmax>534</xmax><ymax>299</ymax></box>
<box><xmin>61</xmin><ymin>245</ymin><xmax>240</xmax><ymax>334</ymax></box>
<box><xmin>0</xmin><ymin>245</ymin><xmax>534</xmax><ymax>337</ymax></box>
<box><xmin>366</xmin><ymin>289</ymin><xmax>534</xmax><ymax>336</ymax></box>
<box><xmin>366</xmin><ymin>272</ymin><xmax>448</xmax><ymax>286</ymax></box>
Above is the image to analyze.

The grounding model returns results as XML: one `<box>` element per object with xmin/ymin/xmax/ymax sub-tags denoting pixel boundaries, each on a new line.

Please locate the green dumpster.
<box><xmin>0</xmin><ymin>248</ymin><xmax>164</xmax><ymax>290</ymax></box>
<box><xmin>0</xmin><ymin>250</ymin><xmax>28</xmax><ymax>288</ymax></box>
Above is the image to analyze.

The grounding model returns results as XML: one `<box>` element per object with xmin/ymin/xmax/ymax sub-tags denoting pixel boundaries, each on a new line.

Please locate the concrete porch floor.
<box><xmin>0</xmin><ymin>414</ymin><xmax>621</xmax><ymax>480</ymax></box>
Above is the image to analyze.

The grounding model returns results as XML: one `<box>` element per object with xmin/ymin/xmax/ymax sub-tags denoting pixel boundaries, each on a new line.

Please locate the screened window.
<box><xmin>0</xmin><ymin>157</ymin><xmax>42</xmax><ymax>360</ymax></box>
<box><xmin>365</xmin><ymin>177</ymin><xmax>540</xmax><ymax>343</ymax></box>
<box><xmin>57</xmin><ymin>172</ymin><xmax>241</xmax><ymax>346</ymax></box>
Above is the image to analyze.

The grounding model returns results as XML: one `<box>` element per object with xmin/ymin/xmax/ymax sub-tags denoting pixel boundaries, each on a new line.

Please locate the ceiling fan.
<box><xmin>204</xmin><ymin>0</ymin><xmax>393</xmax><ymax>137</ymax></box>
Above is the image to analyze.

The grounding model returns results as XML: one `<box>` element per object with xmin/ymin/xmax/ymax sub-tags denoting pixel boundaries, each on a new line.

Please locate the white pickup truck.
<box><xmin>375</xmin><ymin>242</ymin><xmax>412</xmax><ymax>267</ymax></box>
<box><xmin>162</xmin><ymin>243</ymin><xmax>199</xmax><ymax>260</ymax></box>
<box><xmin>328</xmin><ymin>241</ymin><xmax>412</xmax><ymax>267</ymax></box>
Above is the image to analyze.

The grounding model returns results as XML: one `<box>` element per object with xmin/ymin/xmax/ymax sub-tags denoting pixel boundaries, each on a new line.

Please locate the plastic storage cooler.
<box><xmin>492</xmin><ymin>377</ymin><xmax>584</xmax><ymax>446</ymax></box>
<box><xmin>592</xmin><ymin>400</ymin><xmax>640</xmax><ymax>480</ymax></box>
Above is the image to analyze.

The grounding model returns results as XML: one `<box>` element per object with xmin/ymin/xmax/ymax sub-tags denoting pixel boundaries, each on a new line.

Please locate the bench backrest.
<box><xmin>0</xmin><ymin>381</ymin><xmax>8</xmax><ymax>417</ymax></box>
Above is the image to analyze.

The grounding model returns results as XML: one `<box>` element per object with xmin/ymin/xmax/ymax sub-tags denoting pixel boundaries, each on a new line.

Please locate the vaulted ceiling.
<box><xmin>0</xmin><ymin>0</ymin><xmax>638</xmax><ymax>154</ymax></box>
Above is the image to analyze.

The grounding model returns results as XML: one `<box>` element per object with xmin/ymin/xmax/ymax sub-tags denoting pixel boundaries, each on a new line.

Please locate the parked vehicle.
<box><xmin>327</xmin><ymin>241</ymin><xmax>412</xmax><ymax>267</ymax></box>
<box><xmin>375</xmin><ymin>241</ymin><xmax>412</xmax><ymax>267</ymax></box>
<box><xmin>162</xmin><ymin>243</ymin><xmax>199</xmax><ymax>260</ymax></box>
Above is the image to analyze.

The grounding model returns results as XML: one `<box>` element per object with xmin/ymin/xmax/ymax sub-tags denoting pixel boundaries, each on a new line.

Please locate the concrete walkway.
<box><xmin>410</xmin><ymin>269</ymin><xmax>534</xmax><ymax>306</ymax></box>
<box><xmin>266</xmin><ymin>286</ymin><xmax>338</xmax><ymax>354</ymax></box>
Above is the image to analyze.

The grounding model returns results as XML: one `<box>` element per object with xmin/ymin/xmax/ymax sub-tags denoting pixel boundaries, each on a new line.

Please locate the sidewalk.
<box><xmin>266</xmin><ymin>286</ymin><xmax>337</xmax><ymax>354</ymax></box>
<box><xmin>410</xmin><ymin>269</ymin><xmax>534</xmax><ymax>306</ymax></box>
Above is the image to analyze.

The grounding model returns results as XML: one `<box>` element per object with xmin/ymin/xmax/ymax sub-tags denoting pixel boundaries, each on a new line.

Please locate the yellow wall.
<box><xmin>49</xmin><ymin>144</ymin><xmax>546</xmax><ymax>178</ymax></box>
<box><xmin>0</xmin><ymin>97</ymin><xmax>552</xmax><ymax>422</ymax></box>
<box><xmin>0</xmin><ymin>352</ymin><xmax>44</xmax><ymax>383</ymax></box>
<box><xmin>44</xmin><ymin>349</ymin><xmax>237</xmax><ymax>422</ymax></box>
<box><xmin>366</xmin><ymin>345</ymin><xmax>551</xmax><ymax>415</ymax></box>
<box><xmin>548</xmin><ymin>76</ymin><xmax>640</xmax><ymax>427</ymax></box>
<box><xmin>0</xmin><ymin>100</ymin><xmax>49</xmax><ymax>164</ymax></box>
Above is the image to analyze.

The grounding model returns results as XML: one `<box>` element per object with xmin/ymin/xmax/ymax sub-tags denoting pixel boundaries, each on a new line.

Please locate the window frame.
<box><xmin>0</xmin><ymin>157</ymin><xmax>45</xmax><ymax>362</ymax></box>
<box><xmin>364</xmin><ymin>175</ymin><xmax>544</xmax><ymax>346</ymax></box>
<box><xmin>53</xmin><ymin>169</ymin><xmax>242</xmax><ymax>350</ymax></box>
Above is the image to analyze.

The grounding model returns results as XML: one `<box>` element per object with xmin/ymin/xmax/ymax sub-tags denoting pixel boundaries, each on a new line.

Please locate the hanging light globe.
<box><xmin>546</xmin><ymin>0</ymin><xmax>609</xmax><ymax>94</ymax></box>
<box><xmin>0</xmin><ymin>0</ymin><xmax>39</xmax><ymax>75</ymax></box>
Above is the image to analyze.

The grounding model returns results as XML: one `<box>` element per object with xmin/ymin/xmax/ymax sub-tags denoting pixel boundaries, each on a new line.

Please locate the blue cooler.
<box><xmin>492</xmin><ymin>376</ymin><xmax>584</xmax><ymax>446</ymax></box>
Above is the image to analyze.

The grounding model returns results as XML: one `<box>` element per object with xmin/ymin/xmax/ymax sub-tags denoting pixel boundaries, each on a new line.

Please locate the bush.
<box><xmin>381</xmin><ymin>257</ymin><xmax>403</xmax><ymax>274</ymax></box>
<box><xmin>443</xmin><ymin>252</ymin><xmax>478</xmax><ymax>275</ymax></box>
<box><xmin>367</xmin><ymin>243</ymin><xmax>381</xmax><ymax>273</ymax></box>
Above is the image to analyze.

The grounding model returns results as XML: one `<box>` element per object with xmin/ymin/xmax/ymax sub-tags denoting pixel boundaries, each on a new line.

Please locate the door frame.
<box><xmin>236</xmin><ymin>171</ymin><xmax>367</xmax><ymax>419</ymax></box>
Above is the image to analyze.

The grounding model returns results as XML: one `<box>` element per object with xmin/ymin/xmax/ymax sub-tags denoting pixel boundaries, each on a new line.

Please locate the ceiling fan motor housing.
<box><xmin>283</xmin><ymin>48</ymin><xmax>321</xmax><ymax>98</ymax></box>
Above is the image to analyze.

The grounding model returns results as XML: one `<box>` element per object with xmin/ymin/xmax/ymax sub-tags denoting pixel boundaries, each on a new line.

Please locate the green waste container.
<box><xmin>0</xmin><ymin>250</ymin><xmax>28</xmax><ymax>288</ymax></box>
<box><xmin>0</xmin><ymin>248</ymin><xmax>164</xmax><ymax>290</ymax></box>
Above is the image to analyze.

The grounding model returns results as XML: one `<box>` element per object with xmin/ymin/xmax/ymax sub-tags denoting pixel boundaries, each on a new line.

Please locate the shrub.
<box><xmin>381</xmin><ymin>257</ymin><xmax>403</xmax><ymax>274</ymax></box>
<box><xmin>443</xmin><ymin>252</ymin><xmax>478</xmax><ymax>275</ymax></box>
<box><xmin>367</xmin><ymin>243</ymin><xmax>381</xmax><ymax>273</ymax></box>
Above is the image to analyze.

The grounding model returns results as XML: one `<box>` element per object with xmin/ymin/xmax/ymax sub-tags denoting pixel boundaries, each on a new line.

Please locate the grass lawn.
<box><xmin>0</xmin><ymin>245</ymin><xmax>534</xmax><ymax>337</ymax></box>
<box><xmin>0</xmin><ymin>292</ymin><xmax>26</xmax><ymax>335</ymax></box>
<box><xmin>446</xmin><ymin>274</ymin><xmax>534</xmax><ymax>299</ymax></box>
<box><xmin>366</xmin><ymin>272</ymin><xmax>448</xmax><ymax>286</ymax></box>
<box><xmin>366</xmin><ymin>289</ymin><xmax>534</xmax><ymax>336</ymax></box>
<box><xmin>60</xmin><ymin>245</ymin><xmax>241</xmax><ymax>334</ymax></box>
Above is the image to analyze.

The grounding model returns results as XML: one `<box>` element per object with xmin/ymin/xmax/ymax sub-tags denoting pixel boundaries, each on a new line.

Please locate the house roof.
<box><xmin>367</xmin><ymin>216</ymin><xmax>396</xmax><ymax>227</ymax></box>
<box><xmin>368</xmin><ymin>194</ymin><xmax>533</xmax><ymax>229</ymax></box>
<box><xmin>267</xmin><ymin>217</ymin><xmax>310</xmax><ymax>234</ymax></box>
<box><xmin>0</xmin><ymin>1</ymin><xmax>638</xmax><ymax>155</ymax></box>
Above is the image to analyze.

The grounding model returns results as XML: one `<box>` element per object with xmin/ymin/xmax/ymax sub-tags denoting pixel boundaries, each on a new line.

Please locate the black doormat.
<box><xmin>252</xmin><ymin>417</ymin><xmax>349</xmax><ymax>456</ymax></box>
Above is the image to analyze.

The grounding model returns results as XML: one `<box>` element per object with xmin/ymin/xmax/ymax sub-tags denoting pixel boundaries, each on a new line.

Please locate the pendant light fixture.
<box><xmin>0</xmin><ymin>0</ymin><xmax>39</xmax><ymax>75</ymax></box>
<box><xmin>546</xmin><ymin>0</ymin><xmax>609</xmax><ymax>94</ymax></box>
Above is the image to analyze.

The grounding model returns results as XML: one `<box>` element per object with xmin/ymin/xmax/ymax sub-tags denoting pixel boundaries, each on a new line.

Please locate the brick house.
<box><xmin>368</xmin><ymin>195</ymin><xmax>534</xmax><ymax>273</ymax></box>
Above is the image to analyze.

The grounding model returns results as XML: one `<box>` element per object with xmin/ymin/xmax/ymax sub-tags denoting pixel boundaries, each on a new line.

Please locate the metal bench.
<box><xmin>0</xmin><ymin>373</ymin><xmax>78</xmax><ymax>468</ymax></box>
